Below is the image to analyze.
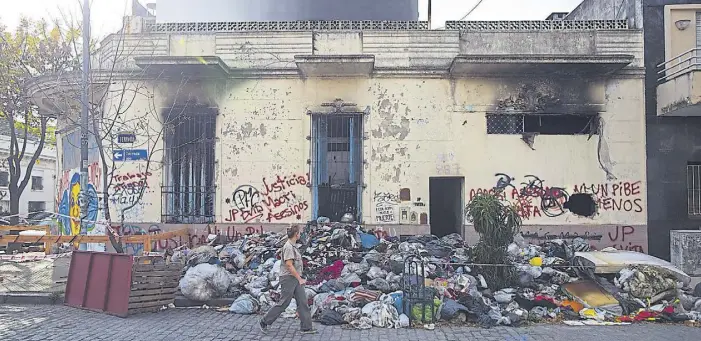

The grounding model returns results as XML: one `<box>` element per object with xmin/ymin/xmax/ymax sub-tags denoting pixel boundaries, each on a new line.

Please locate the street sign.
<box><xmin>117</xmin><ymin>132</ymin><xmax>136</xmax><ymax>144</ymax></box>
<box><xmin>113</xmin><ymin>149</ymin><xmax>148</xmax><ymax>161</ymax></box>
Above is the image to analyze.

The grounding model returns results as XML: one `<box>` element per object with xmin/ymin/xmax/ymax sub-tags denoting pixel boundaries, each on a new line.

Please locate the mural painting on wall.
<box><xmin>373</xmin><ymin>188</ymin><xmax>428</xmax><ymax>225</ymax></box>
<box><xmin>224</xmin><ymin>173</ymin><xmax>310</xmax><ymax>223</ymax></box>
<box><xmin>57</xmin><ymin>163</ymin><xmax>105</xmax><ymax>251</ymax></box>
<box><xmin>467</xmin><ymin>173</ymin><xmax>644</xmax><ymax>221</ymax></box>
<box><xmin>110</xmin><ymin>171</ymin><xmax>153</xmax><ymax>222</ymax></box>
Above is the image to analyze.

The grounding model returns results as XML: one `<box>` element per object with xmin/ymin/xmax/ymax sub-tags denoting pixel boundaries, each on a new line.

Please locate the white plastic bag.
<box><xmin>229</xmin><ymin>294</ymin><xmax>260</xmax><ymax>314</ymax></box>
<box><xmin>179</xmin><ymin>263</ymin><xmax>231</xmax><ymax>302</ymax></box>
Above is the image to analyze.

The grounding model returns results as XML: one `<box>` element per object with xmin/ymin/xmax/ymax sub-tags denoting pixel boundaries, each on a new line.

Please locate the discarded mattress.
<box><xmin>573</xmin><ymin>250</ymin><xmax>691</xmax><ymax>286</ymax></box>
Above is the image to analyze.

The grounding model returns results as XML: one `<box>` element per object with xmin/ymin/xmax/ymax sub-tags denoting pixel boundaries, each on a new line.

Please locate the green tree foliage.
<box><xmin>465</xmin><ymin>192</ymin><xmax>522</xmax><ymax>290</ymax></box>
<box><xmin>0</xmin><ymin>18</ymin><xmax>79</xmax><ymax>224</ymax></box>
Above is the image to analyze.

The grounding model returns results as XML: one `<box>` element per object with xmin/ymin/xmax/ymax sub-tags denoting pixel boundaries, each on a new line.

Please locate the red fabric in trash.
<box><xmin>309</xmin><ymin>260</ymin><xmax>345</xmax><ymax>285</ymax></box>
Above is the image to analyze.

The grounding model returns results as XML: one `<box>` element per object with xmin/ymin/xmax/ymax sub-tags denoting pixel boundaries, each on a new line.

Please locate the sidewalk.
<box><xmin>1</xmin><ymin>304</ymin><xmax>699</xmax><ymax>341</ymax></box>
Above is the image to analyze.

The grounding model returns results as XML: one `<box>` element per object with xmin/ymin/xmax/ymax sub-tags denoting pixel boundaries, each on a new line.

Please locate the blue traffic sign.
<box><xmin>113</xmin><ymin>149</ymin><xmax>148</xmax><ymax>161</ymax></box>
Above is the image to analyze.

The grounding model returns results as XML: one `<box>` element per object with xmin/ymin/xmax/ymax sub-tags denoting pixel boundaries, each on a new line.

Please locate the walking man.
<box><xmin>259</xmin><ymin>225</ymin><xmax>316</xmax><ymax>334</ymax></box>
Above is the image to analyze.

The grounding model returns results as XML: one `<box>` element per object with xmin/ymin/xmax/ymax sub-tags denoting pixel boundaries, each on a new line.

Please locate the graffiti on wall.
<box><xmin>111</xmin><ymin>171</ymin><xmax>153</xmax><ymax>221</ymax></box>
<box><xmin>520</xmin><ymin>225</ymin><xmax>646</xmax><ymax>253</ymax></box>
<box><xmin>373</xmin><ymin>188</ymin><xmax>428</xmax><ymax>224</ymax></box>
<box><xmin>57</xmin><ymin>163</ymin><xmax>102</xmax><ymax>236</ymax></box>
<box><xmin>224</xmin><ymin>173</ymin><xmax>310</xmax><ymax>223</ymax></box>
<box><xmin>374</xmin><ymin>191</ymin><xmax>399</xmax><ymax>223</ymax></box>
<box><xmin>436</xmin><ymin>152</ymin><xmax>460</xmax><ymax>176</ymax></box>
<box><xmin>467</xmin><ymin>174</ymin><xmax>642</xmax><ymax>221</ymax></box>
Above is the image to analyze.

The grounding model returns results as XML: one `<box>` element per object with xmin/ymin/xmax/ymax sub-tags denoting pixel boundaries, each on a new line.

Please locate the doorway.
<box><xmin>429</xmin><ymin>177</ymin><xmax>464</xmax><ymax>237</ymax></box>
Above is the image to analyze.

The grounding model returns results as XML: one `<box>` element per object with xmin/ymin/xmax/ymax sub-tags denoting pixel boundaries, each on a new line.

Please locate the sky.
<box><xmin>0</xmin><ymin>0</ymin><xmax>585</xmax><ymax>37</ymax></box>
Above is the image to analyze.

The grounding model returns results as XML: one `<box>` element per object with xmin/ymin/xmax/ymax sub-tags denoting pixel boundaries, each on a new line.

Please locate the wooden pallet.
<box><xmin>127</xmin><ymin>259</ymin><xmax>182</xmax><ymax>316</ymax></box>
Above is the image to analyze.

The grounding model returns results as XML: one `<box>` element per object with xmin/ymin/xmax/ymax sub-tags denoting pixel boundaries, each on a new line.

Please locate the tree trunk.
<box><xmin>6</xmin><ymin>189</ymin><xmax>22</xmax><ymax>253</ymax></box>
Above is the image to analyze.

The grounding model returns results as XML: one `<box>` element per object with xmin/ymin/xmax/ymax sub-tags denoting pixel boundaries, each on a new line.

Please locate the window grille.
<box><xmin>310</xmin><ymin>113</ymin><xmax>364</xmax><ymax>222</ymax></box>
<box><xmin>162</xmin><ymin>107</ymin><xmax>217</xmax><ymax>223</ymax></box>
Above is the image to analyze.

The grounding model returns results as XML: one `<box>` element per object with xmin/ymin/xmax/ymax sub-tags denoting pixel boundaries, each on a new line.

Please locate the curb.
<box><xmin>0</xmin><ymin>292</ymin><xmax>62</xmax><ymax>305</ymax></box>
<box><xmin>174</xmin><ymin>295</ymin><xmax>236</xmax><ymax>308</ymax></box>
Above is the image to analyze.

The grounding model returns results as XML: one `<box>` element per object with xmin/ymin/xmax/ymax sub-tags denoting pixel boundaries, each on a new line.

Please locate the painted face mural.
<box><xmin>58</xmin><ymin>173</ymin><xmax>99</xmax><ymax>235</ymax></box>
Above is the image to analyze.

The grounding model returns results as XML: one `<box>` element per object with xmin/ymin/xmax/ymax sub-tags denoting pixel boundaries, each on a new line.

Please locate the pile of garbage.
<box><xmin>171</xmin><ymin>219</ymin><xmax>701</xmax><ymax>329</ymax></box>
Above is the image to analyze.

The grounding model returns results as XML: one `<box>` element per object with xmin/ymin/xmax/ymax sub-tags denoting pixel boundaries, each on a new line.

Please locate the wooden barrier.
<box><xmin>0</xmin><ymin>228</ymin><xmax>191</xmax><ymax>255</ymax></box>
<box><xmin>128</xmin><ymin>256</ymin><xmax>182</xmax><ymax>315</ymax></box>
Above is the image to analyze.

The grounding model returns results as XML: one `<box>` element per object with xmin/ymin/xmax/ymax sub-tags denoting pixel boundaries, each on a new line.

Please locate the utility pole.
<box><xmin>428</xmin><ymin>0</ymin><xmax>432</xmax><ymax>29</ymax></box>
<box><xmin>79</xmin><ymin>0</ymin><xmax>91</xmax><ymax>250</ymax></box>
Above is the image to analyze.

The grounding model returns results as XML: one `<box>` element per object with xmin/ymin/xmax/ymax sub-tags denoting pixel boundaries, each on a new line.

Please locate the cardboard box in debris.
<box><xmin>170</xmin><ymin>220</ymin><xmax>701</xmax><ymax>329</ymax></box>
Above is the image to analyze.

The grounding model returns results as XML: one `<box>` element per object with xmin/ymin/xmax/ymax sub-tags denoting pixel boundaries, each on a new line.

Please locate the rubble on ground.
<box><xmin>169</xmin><ymin>219</ymin><xmax>701</xmax><ymax>329</ymax></box>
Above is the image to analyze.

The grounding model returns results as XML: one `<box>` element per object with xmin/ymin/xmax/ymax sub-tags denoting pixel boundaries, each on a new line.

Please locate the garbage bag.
<box><xmin>440</xmin><ymin>299</ymin><xmax>470</xmax><ymax>320</ymax></box>
<box><xmin>362</xmin><ymin>301</ymin><xmax>400</xmax><ymax>328</ymax></box>
<box><xmin>320</xmin><ymin>309</ymin><xmax>346</xmax><ymax>325</ymax></box>
<box><xmin>185</xmin><ymin>246</ymin><xmax>218</xmax><ymax>267</ymax></box>
<box><xmin>529</xmin><ymin>306</ymin><xmax>548</xmax><ymax>322</ymax></box>
<box><xmin>350</xmin><ymin>316</ymin><xmax>373</xmax><ymax>330</ymax></box>
<box><xmin>541</xmin><ymin>267</ymin><xmax>571</xmax><ymax>285</ymax></box>
<box><xmin>359</xmin><ymin>232</ymin><xmax>380</xmax><ymax>249</ymax></box>
<box><xmin>342</xmin><ymin>273</ymin><xmax>362</xmax><ymax>285</ymax></box>
<box><xmin>425</xmin><ymin>240</ymin><xmax>451</xmax><ymax>258</ymax></box>
<box><xmin>342</xmin><ymin>307</ymin><xmax>362</xmax><ymax>323</ymax></box>
<box><xmin>368</xmin><ymin>266</ymin><xmax>388</xmax><ymax>280</ymax></box>
<box><xmin>364</xmin><ymin>250</ymin><xmax>383</xmax><ymax>264</ymax></box>
<box><xmin>229</xmin><ymin>294</ymin><xmax>260</xmax><ymax>314</ymax></box>
<box><xmin>494</xmin><ymin>290</ymin><xmax>515</xmax><ymax>304</ymax></box>
<box><xmin>368</xmin><ymin>278</ymin><xmax>391</xmax><ymax>293</ymax></box>
<box><xmin>440</xmin><ymin>233</ymin><xmax>464</xmax><ymax>248</ymax></box>
<box><xmin>399</xmin><ymin>314</ymin><xmax>410</xmax><ymax>328</ymax></box>
<box><xmin>311</xmin><ymin>293</ymin><xmax>334</xmax><ymax>317</ymax></box>
<box><xmin>179</xmin><ymin>263</ymin><xmax>231</xmax><ymax>301</ymax></box>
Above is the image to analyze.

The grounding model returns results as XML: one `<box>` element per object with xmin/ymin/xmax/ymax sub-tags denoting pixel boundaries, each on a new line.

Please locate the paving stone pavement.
<box><xmin>1</xmin><ymin>304</ymin><xmax>698</xmax><ymax>341</ymax></box>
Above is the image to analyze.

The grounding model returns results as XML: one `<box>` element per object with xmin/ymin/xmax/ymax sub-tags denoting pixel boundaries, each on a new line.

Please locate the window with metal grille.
<box><xmin>28</xmin><ymin>201</ymin><xmax>45</xmax><ymax>213</ymax></box>
<box><xmin>486</xmin><ymin>113</ymin><xmax>598</xmax><ymax>135</ymax></box>
<box><xmin>687</xmin><ymin>162</ymin><xmax>701</xmax><ymax>217</ymax></box>
<box><xmin>31</xmin><ymin>176</ymin><xmax>43</xmax><ymax>191</ymax></box>
<box><xmin>162</xmin><ymin>106</ymin><xmax>217</xmax><ymax>223</ymax></box>
<box><xmin>311</xmin><ymin>114</ymin><xmax>364</xmax><ymax>222</ymax></box>
<box><xmin>0</xmin><ymin>171</ymin><xmax>8</xmax><ymax>187</ymax></box>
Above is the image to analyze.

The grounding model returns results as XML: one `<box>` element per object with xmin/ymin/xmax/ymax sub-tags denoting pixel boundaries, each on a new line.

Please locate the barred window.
<box><xmin>688</xmin><ymin>162</ymin><xmax>701</xmax><ymax>217</ymax></box>
<box><xmin>486</xmin><ymin>114</ymin><xmax>598</xmax><ymax>135</ymax></box>
<box><xmin>162</xmin><ymin>106</ymin><xmax>217</xmax><ymax>224</ymax></box>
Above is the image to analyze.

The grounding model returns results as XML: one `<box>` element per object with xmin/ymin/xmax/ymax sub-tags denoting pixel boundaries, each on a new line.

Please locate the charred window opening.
<box><xmin>311</xmin><ymin>114</ymin><xmax>363</xmax><ymax>222</ymax></box>
<box><xmin>162</xmin><ymin>106</ymin><xmax>217</xmax><ymax>223</ymax></box>
<box><xmin>487</xmin><ymin>114</ymin><xmax>598</xmax><ymax>135</ymax></box>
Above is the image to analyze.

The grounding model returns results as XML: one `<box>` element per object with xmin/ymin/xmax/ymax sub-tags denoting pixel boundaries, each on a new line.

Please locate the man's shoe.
<box><xmin>259</xmin><ymin>320</ymin><xmax>268</xmax><ymax>334</ymax></box>
<box><xmin>301</xmin><ymin>329</ymin><xmax>317</xmax><ymax>334</ymax></box>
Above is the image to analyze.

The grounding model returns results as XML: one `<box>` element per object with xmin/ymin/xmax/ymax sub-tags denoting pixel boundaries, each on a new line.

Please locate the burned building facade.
<box><xmin>30</xmin><ymin>14</ymin><xmax>647</xmax><ymax>252</ymax></box>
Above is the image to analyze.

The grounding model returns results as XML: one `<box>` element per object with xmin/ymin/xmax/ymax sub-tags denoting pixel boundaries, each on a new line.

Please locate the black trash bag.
<box><xmin>319</xmin><ymin>279</ymin><xmax>346</xmax><ymax>293</ymax></box>
<box><xmin>320</xmin><ymin>309</ymin><xmax>347</xmax><ymax>326</ymax></box>
<box><xmin>441</xmin><ymin>299</ymin><xmax>471</xmax><ymax>320</ymax></box>
<box><xmin>425</xmin><ymin>240</ymin><xmax>452</xmax><ymax>258</ymax></box>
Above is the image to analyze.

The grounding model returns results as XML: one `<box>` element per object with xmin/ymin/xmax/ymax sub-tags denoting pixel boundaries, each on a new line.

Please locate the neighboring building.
<box><xmin>569</xmin><ymin>0</ymin><xmax>701</xmax><ymax>260</ymax></box>
<box><xmin>0</xmin><ymin>121</ymin><xmax>57</xmax><ymax>221</ymax></box>
<box><xmin>29</xmin><ymin>5</ymin><xmax>647</xmax><ymax>253</ymax></box>
<box><xmin>154</xmin><ymin>0</ymin><xmax>420</xmax><ymax>23</ymax></box>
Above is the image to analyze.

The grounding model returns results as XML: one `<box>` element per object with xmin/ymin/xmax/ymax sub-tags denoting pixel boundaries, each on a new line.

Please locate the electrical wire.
<box><xmin>434</xmin><ymin>0</ymin><xmax>487</xmax><ymax>29</ymax></box>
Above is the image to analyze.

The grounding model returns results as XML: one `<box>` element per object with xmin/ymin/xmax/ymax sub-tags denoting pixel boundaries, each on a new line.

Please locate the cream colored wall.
<box><xmin>664</xmin><ymin>5</ymin><xmax>701</xmax><ymax>61</ymax></box>
<box><xmin>104</xmin><ymin>75</ymin><xmax>646</xmax><ymax>230</ymax></box>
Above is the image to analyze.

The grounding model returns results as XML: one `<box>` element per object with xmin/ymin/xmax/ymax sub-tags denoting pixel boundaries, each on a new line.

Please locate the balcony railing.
<box><xmin>657</xmin><ymin>48</ymin><xmax>701</xmax><ymax>83</ymax></box>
